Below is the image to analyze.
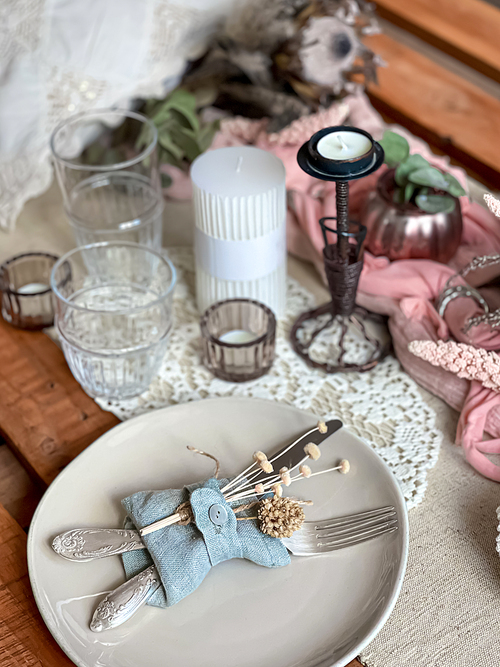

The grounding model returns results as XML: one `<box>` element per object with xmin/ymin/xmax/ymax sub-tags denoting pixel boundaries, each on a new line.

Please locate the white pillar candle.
<box><xmin>317</xmin><ymin>131</ymin><xmax>372</xmax><ymax>160</ymax></box>
<box><xmin>191</xmin><ymin>147</ymin><xmax>287</xmax><ymax>317</ymax></box>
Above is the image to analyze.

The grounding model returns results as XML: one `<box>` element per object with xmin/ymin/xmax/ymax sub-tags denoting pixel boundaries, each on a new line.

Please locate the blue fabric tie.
<box><xmin>121</xmin><ymin>477</ymin><xmax>290</xmax><ymax>608</ymax></box>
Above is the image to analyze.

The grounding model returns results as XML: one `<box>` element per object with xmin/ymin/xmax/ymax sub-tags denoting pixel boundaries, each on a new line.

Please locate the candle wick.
<box><xmin>337</xmin><ymin>136</ymin><xmax>348</xmax><ymax>150</ymax></box>
<box><xmin>236</xmin><ymin>156</ymin><xmax>243</xmax><ymax>173</ymax></box>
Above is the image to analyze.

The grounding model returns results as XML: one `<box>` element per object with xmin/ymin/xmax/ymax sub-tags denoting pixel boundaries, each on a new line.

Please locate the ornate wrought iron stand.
<box><xmin>291</xmin><ymin>126</ymin><xmax>389</xmax><ymax>373</ymax></box>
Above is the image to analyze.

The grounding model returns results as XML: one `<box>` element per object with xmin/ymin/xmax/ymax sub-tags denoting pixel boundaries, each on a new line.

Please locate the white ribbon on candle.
<box><xmin>194</xmin><ymin>223</ymin><xmax>286</xmax><ymax>282</ymax></box>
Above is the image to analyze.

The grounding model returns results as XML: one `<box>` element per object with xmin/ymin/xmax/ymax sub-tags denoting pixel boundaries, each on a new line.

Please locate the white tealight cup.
<box><xmin>317</xmin><ymin>131</ymin><xmax>373</xmax><ymax>160</ymax></box>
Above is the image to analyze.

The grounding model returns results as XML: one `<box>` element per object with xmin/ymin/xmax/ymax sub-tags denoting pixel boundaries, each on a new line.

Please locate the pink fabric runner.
<box><xmin>174</xmin><ymin>94</ymin><xmax>500</xmax><ymax>479</ymax></box>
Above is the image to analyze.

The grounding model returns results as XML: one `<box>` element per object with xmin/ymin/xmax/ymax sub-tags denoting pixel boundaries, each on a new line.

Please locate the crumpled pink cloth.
<box><xmin>173</xmin><ymin>93</ymin><xmax>500</xmax><ymax>480</ymax></box>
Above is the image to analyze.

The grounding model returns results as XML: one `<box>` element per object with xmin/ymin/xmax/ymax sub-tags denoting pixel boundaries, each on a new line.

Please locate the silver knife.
<box><xmin>53</xmin><ymin>419</ymin><xmax>343</xmax><ymax>562</ymax></box>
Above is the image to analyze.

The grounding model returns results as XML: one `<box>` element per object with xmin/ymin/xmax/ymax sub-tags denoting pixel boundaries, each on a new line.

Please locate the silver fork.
<box><xmin>90</xmin><ymin>506</ymin><xmax>398</xmax><ymax>632</ymax></box>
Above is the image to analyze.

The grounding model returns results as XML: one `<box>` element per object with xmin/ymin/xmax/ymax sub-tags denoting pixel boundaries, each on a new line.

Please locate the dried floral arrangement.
<box><xmin>141</xmin><ymin>420</ymin><xmax>349</xmax><ymax>539</ymax></box>
<box><xmin>379</xmin><ymin>130</ymin><xmax>466</xmax><ymax>214</ymax></box>
<box><xmin>181</xmin><ymin>0</ymin><xmax>382</xmax><ymax>133</ymax></box>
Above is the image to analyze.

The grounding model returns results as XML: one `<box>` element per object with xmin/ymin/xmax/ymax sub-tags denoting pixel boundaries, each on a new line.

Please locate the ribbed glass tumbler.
<box><xmin>50</xmin><ymin>109</ymin><xmax>163</xmax><ymax>248</ymax></box>
<box><xmin>51</xmin><ymin>242</ymin><xmax>176</xmax><ymax>399</ymax></box>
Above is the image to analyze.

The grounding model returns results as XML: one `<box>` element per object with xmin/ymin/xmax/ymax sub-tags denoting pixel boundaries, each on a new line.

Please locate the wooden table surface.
<box><xmin>0</xmin><ymin>315</ymin><xmax>363</xmax><ymax>667</ymax></box>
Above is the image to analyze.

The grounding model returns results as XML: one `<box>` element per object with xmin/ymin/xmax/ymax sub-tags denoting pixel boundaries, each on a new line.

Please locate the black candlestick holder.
<box><xmin>290</xmin><ymin>126</ymin><xmax>390</xmax><ymax>373</ymax></box>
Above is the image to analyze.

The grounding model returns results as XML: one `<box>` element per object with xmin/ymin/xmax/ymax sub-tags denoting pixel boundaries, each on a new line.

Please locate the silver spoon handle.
<box><xmin>52</xmin><ymin>528</ymin><xmax>144</xmax><ymax>561</ymax></box>
<box><xmin>91</xmin><ymin>565</ymin><xmax>161</xmax><ymax>632</ymax></box>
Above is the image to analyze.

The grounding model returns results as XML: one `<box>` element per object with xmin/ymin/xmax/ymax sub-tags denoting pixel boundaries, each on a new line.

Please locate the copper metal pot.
<box><xmin>361</xmin><ymin>169</ymin><xmax>463</xmax><ymax>263</ymax></box>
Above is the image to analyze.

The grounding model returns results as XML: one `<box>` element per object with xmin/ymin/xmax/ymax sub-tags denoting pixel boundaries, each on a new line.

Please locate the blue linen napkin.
<box><xmin>121</xmin><ymin>477</ymin><xmax>290</xmax><ymax>608</ymax></box>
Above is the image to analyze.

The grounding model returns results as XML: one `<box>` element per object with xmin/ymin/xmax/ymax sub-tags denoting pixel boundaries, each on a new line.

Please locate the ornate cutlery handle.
<box><xmin>52</xmin><ymin>528</ymin><xmax>144</xmax><ymax>561</ymax></box>
<box><xmin>91</xmin><ymin>565</ymin><xmax>161</xmax><ymax>632</ymax></box>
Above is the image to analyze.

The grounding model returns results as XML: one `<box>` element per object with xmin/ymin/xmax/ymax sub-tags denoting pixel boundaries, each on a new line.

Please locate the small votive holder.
<box><xmin>0</xmin><ymin>252</ymin><xmax>58</xmax><ymax>330</ymax></box>
<box><xmin>200</xmin><ymin>298</ymin><xmax>276</xmax><ymax>382</ymax></box>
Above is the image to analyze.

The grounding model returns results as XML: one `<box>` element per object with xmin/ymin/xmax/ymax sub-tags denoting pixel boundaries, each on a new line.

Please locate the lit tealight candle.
<box><xmin>317</xmin><ymin>131</ymin><xmax>373</xmax><ymax>160</ymax></box>
<box><xmin>16</xmin><ymin>282</ymin><xmax>50</xmax><ymax>295</ymax></box>
<box><xmin>218</xmin><ymin>329</ymin><xmax>258</xmax><ymax>345</ymax></box>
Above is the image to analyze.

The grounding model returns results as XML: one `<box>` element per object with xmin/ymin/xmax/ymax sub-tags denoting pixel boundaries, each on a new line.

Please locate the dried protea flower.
<box><xmin>299</xmin><ymin>464</ymin><xmax>312</xmax><ymax>477</ymax></box>
<box><xmin>317</xmin><ymin>420</ymin><xmax>328</xmax><ymax>434</ymax></box>
<box><xmin>255</xmin><ymin>483</ymin><xmax>265</xmax><ymax>494</ymax></box>
<box><xmin>339</xmin><ymin>459</ymin><xmax>350</xmax><ymax>474</ymax></box>
<box><xmin>304</xmin><ymin>442</ymin><xmax>321</xmax><ymax>460</ymax></box>
<box><xmin>258</xmin><ymin>496</ymin><xmax>305</xmax><ymax>538</ymax></box>
<box><xmin>272</xmin><ymin>483</ymin><xmax>283</xmax><ymax>497</ymax></box>
<box><xmin>280</xmin><ymin>466</ymin><xmax>292</xmax><ymax>486</ymax></box>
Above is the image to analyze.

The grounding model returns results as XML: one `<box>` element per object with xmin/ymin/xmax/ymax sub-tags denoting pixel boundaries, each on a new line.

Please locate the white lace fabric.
<box><xmin>97</xmin><ymin>248</ymin><xmax>442</xmax><ymax>509</ymax></box>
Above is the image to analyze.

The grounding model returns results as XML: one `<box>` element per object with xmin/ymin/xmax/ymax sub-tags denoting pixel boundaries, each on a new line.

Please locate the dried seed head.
<box><xmin>299</xmin><ymin>464</ymin><xmax>312</xmax><ymax>478</ymax></box>
<box><xmin>317</xmin><ymin>421</ymin><xmax>328</xmax><ymax>434</ymax></box>
<box><xmin>339</xmin><ymin>459</ymin><xmax>350</xmax><ymax>474</ymax></box>
<box><xmin>254</xmin><ymin>483</ymin><xmax>265</xmax><ymax>494</ymax></box>
<box><xmin>279</xmin><ymin>466</ymin><xmax>292</xmax><ymax>486</ymax></box>
<box><xmin>253</xmin><ymin>451</ymin><xmax>267</xmax><ymax>463</ymax></box>
<box><xmin>304</xmin><ymin>442</ymin><xmax>321</xmax><ymax>460</ymax></box>
<box><xmin>272</xmin><ymin>483</ymin><xmax>283</xmax><ymax>497</ymax></box>
<box><xmin>258</xmin><ymin>496</ymin><xmax>305</xmax><ymax>538</ymax></box>
<box><xmin>260</xmin><ymin>460</ymin><xmax>273</xmax><ymax>473</ymax></box>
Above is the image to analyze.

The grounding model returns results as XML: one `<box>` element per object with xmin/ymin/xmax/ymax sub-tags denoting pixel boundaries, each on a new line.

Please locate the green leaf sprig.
<box><xmin>379</xmin><ymin>130</ymin><xmax>466</xmax><ymax>214</ymax></box>
<box><xmin>138</xmin><ymin>88</ymin><xmax>220</xmax><ymax>188</ymax></box>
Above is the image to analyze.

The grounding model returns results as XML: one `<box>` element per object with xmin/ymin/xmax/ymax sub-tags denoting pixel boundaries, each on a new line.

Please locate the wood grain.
<box><xmin>0</xmin><ymin>444</ymin><xmax>42</xmax><ymax>530</ymax></box>
<box><xmin>0</xmin><ymin>502</ymin><xmax>75</xmax><ymax>666</ymax></box>
<box><xmin>0</xmin><ymin>318</ymin><xmax>119</xmax><ymax>486</ymax></box>
<box><xmin>363</xmin><ymin>33</ymin><xmax>500</xmax><ymax>187</ymax></box>
<box><xmin>374</xmin><ymin>0</ymin><xmax>500</xmax><ymax>83</ymax></box>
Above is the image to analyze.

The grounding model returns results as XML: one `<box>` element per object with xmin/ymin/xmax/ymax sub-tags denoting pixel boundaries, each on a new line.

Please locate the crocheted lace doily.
<box><xmin>97</xmin><ymin>247</ymin><xmax>442</xmax><ymax>509</ymax></box>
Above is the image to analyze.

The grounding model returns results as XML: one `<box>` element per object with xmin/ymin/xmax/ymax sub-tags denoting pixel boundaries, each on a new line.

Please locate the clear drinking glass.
<box><xmin>200</xmin><ymin>299</ymin><xmax>276</xmax><ymax>382</ymax></box>
<box><xmin>0</xmin><ymin>252</ymin><xmax>58</xmax><ymax>329</ymax></box>
<box><xmin>50</xmin><ymin>109</ymin><xmax>163</xmax><ymax>248</ymax></box>
<box><xmin>51</xmin><ymin>242</ymin><xmax>176</xmax><ymax>399</ymax></box>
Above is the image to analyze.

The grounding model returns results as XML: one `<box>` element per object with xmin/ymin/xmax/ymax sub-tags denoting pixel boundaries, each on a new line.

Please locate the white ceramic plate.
<box><xmin>28</xmin><ymin>398</ymin><xmax>408</xmax><ymax>667</ymax></box>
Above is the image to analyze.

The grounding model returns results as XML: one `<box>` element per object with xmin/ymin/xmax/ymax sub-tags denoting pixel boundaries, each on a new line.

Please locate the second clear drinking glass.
<box><xmin>51</xmin><ymin>242</ymin><xmax>176</xmax><ymax>399</ymax></box>
<box><xmin>50</xmin><ymin>109</ymin><xmax>163</xmax><ymax>248</ymax></box>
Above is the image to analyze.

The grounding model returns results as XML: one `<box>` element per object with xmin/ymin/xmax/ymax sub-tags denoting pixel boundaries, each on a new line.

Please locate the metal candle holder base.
<box><xmin>290</xmin><ymin>224</ymin><xmax>389</xmax><ymax>373</ymax></box>
<box><xmin>291</xmin><ymin>127</ymin><xmax>388</xmax><ymax>374</ymax></box>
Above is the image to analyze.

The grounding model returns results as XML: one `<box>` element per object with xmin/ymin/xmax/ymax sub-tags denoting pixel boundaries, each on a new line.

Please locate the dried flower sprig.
<box><xmin>140</xmin><ymin>420</ymin><xmax>350</xmax><ymax>539</ymax></box>
<box><xmin>259</xmin><ymin>497</ymin><xmax>305</xmax><ymax>538</ymax></box>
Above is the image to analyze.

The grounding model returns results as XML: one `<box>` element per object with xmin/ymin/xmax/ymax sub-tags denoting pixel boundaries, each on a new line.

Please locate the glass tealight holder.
<box><xmin>0</xmin><ymin>252</ymin><xmax>58</xmax><ymax>329</ymax></box>
<box><xmin>200</xmin><ymin>299</ymin><xmax>276</xmax><ymax>382</ymax></box>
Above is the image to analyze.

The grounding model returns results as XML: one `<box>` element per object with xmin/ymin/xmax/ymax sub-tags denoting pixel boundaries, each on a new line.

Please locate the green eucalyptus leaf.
<box><xmin>197</xmin><ymin>120</ymin><xmax>220</xmax><ymax>152</ymax></box>
<box><xmin>170</xmin><ymin>126</ymin><xmax>201</xmax><ymax>162</ymax></box>
<box><xmin>395</xmin><ymin>154</ymin><xmax>430</xmax><ymax>187</ymax></box>
<box><xmin>158</xmin><ymin>129</ymin><xmax>184</xmax><ymax>160</ymax></box>
<box><xmin>442</xmin><ymin>172</ymin><xmax>466</xmax><ymax>197</ymax></box>
<box><xmin>379</xmin><ymin>130</ymin><xmax>410</xmax><ymax>168</ymax></box>
<box><xmin>393</xmin><ymin>187</ymin><xmax>406</xmax><ymax>205</ymax></box>
<box><xmin>170</xmin><ymin>107</ymin><xmax>200</xmax><ymax>133</ymax></box>
<box><xmin>159</xmin><ymin>146</ymin><xmax>182</xmax><ymax>169</ymax></box>
<box><xmin>415</xmin><ymin>193</ymin><xmax>456</xmax><ymax>214</ymax></box>
<box><xmin>408</xmin><ymin>167</ymin><xmax>448</xmax><ymax>190</ymax></box>
<box><xmin>404</xmin><ymin>182</ymin><xmax>417</xmax><ymax>202</ymax></box>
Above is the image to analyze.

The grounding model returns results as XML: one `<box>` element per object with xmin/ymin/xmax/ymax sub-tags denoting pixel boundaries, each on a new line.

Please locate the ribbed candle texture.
<box><xmin>191</xmin><ymin>146</ymin><xmax>287</xmax><ymax>317</ymax></box>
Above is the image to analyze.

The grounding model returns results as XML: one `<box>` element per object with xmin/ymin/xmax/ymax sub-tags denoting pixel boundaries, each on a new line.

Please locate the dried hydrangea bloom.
<box><xmin>304</xmin><ymin>442</ymin><xmax>321</xmax><ymax>460</ymax></box>
<box><xmin>258</xmin><ymin>496</ymin><xmax>305</xmax><ymax>538</ymax></box>
<box><xmin>299</xmin><ymin>464</ymin><xmax>312</xmax><ymax>478</ymax></box>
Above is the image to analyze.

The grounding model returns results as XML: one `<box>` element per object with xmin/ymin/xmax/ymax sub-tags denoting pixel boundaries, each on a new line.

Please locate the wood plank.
<box><xmin>0</xmin><ymin>502</ymin><xmax>74</xmax><ymax>666</ymax></box>
<box><xmin>374</xmin><ymin>0</ymin><xmax>500</xmax><ymax>83</ymax></box>
<box><xmin>363</xmin><ymin>33</ymin><xmax>500</xmax><ymax>188</ymax></box>
<box><xmin>0</xmin><ymin>444</ymin><xmax>42</xmax><ymax>530</ymax></box>
<box><xmin>0</xmin><ymin>318</ymin><xmax>120</xmax><ymax>486</ymax></box>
